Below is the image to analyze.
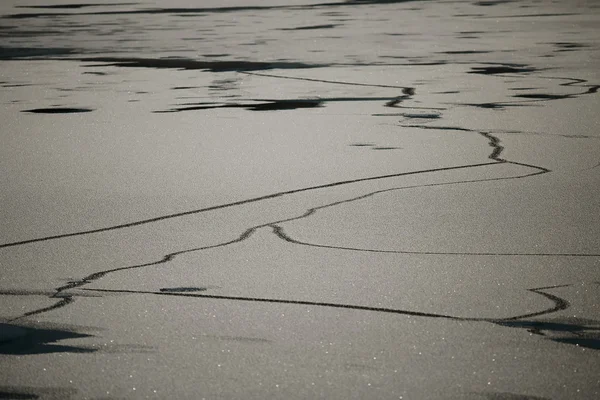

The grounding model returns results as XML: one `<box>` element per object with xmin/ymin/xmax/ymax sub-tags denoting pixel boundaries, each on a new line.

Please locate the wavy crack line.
<box><xmin>8</xmin><ymin>159</ymin><xmax>569</xmax><ymax>320</ymax></box>
<box><xmin>78</xmin><ymin>286</ymin><xmax>596</xmax><ymax>350</ymax></box>
<box><xmin>267</xmin><ymin>169</ymin><xmax>551</xmax><ymax>229</ymax></box>
<box><xmin>3</xmin><ymin>71</ymin><xmax>564</xmax><ymax>250</ymax></box>
<box><xmin>0</xmin><ymin>162</ymin><xmax>500</xmax><ymax>249</ymax></box>
<box><xmin>8</xmin><ymin>229</ymin><xmax>255</xmax><ymax>321</ymax></box>
<box><xmin>452</xmin><ymin>79</ymin><xmax>598</xmax><ymax>108</ymax></box>
<box><xmin>502</xmin><ymin>284</ymin><xmax>571</xmax><ymax>321</ymax></box>
<box><xmin>403</xmin><ymin>125</ymin><xmax>505</xmax><ymax>159</ymax></box>
<box><xmin>5</xmin><ymin>104</ymin><xmax>565</xmax><ymax>320</ymax></box>
<box><xmin>480</xmin><ymin>131</ymin><xmax>504</xmax><ymax>161</ymax></box>
<box><xmin>8</xmin><ymin>163</ymin><xmax>544</xmax><ymax>321</ymax></box>
<box><xmin>7</xmin><ymin>123</ymin><xmax>565</xmax><ymax>321</ymax></box>
<box><xmin>271</xmin><ymin>225</ymin><xmax>600</xmax><ymax>257</ymax></box>
<box><xmin>400</xmin><ymin>124</ymin><xmax>551</xmax><ymax>173</ymax></box>
<box><xmin>78</xmin><ymin>284</ymin><xmax>573</xmax><ymax>326</ymax></box>
<box><xmin>79</xmin><ymin>288</ymin><xmax>480</xmax><ymax>321</ymax></box>
<box><xmin>9</xmin><ymin>297</ymin><xmax>73</xmax><ymax>322</ymax></box>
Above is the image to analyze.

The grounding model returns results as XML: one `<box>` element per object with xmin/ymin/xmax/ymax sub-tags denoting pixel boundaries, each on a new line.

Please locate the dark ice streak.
<box><xmin>22</xmin><ymin>107</ymin><xmax>93</xmax><ymax>114</ymax></box>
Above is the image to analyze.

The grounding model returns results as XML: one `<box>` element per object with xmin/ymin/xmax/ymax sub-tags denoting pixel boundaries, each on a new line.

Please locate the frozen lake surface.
<box><xmin>1</xmin><ymin>0</ymin><xmax>599</xmax><ymax>399</ymax></box>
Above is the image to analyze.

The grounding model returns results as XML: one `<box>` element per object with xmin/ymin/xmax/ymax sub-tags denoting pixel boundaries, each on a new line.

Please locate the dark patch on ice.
<box><xmin>0</xmin><ymin>323</ymin><xmax>95</xmax><ymax>355</ymax></box>
<box><xmin>23</xmin><ymin>107</ymin><xmax>93</xmax><ymax>114</ymax></box>
<box><xmin>349</xmin><ymin>143</ymin><xmax>375</xmax><ymax>147</ymax></box>
<box><xmin>401</xmin><ymin>125</ymin><xmax>473</xmax><ymax>132</ymax></box>
<box><xmin>401</xmin><ymin>113</ymin><xmax>441</xmax><ymax>119</ymax></box>
<box><xmin>0</xmin><ymin>390</ymin><xmax>38</xmax><ymax>399</ymax></box>
<box><xmin>320</xmin><ymin>11</ymin><xmax>348</xmax><ymax>16</ymax></box>
<box><xmin>343</xmin><ymin>0</ymin><xmax>422</xmax><ymax>4</ymax></box>
<box><xmin>494</xmin><ymin>301</ymin><xmax>600</xmax><ymax>350</ymax></box>
<box><xmin>2</xmin><ymin>5</ymin><xmax>291</xmax><ymax>19</ymax></box>
<box><xmin>209</xmin><ymin>77</ymin><xmax>239</xmax><ymax>91</ymax></box>
<box><xmin>82</xmin><ymin>71</ymin><xmax>107</xmax><ymax>76</ymax></box>
<box><xmin>552</xmin><ymin>338</ymin><xmax>600</xmax><ymax>350</ymax></box>
<box><xmin>552</xmin><ymin>42</ymin><xmax>588</xmax><ymax>51</ymax></box>
<box><xmin>513</xmin><ymin>93</ymin><xmax>572</xmax><ymax>100</ymax></box>
<box><xmin>0</xmin><ymin>386</ymin><xmax>77</xmax><ymax>400</ymax></box>
<box><xmin>586</xmin><ymin>85</ymin><xmax>600</xmax><ymax>94</ymax></box>
<box><xmin>160</xmin><ymin>287</ymin><xmax>208</xmax><ymax>293</ymax></box>
<box><xmin>80</xmin><ymin>57</ymin><xmax>326</xmax><ymax>72</ymax></box>
<box><xmin>0</xmin><ymin>46</ymin><xmax>74</xmax><ymax>60</ymax></box>
<box><xmin>460</xmin><ymin>102</ymin><xmax>514</xmax><ymax>109</ymax></box>
<box><xmin>279</xmin><ymin>24</ymin><xmax>340</xmax><ymax>30</ymax></box>
<box><xmin>3</xmin><ymin>0</ymin><xmax>427</xmax><ymax>20</ymax></box>
<box><xmin>438</xmin><ymin>50</ymin><xmax>491</xmax><ymax>54</ymax></box>
<box><xmin>350</xmin><ymin>143</ymin><xmax>400</xmax><ymax>150</ymax></box>
<box><xmin>156</xmin><ymin>99</ymin><xmax>323</xmax><ymax>113</ymax></box>
<box><xmin>384</xmin><ymin>87</ymin><xmax>415</xmax><ymax>107</ymax></box>
<box><xmin>474</xmin><ymin>0</ymin><xmax>514</xmax><ymax>6</ymax></box>
<box><xmin>495</xmin><ymin>317</ymin><xmax>599</xmax><ymax>334</ymax></box>
<box><xmin>17</xmin><ymin>3</ymin><xmax>137</xmax><ymax>9</ymax></box>
<box><xmin>469</xmin><ymin>65</ymin><xmax>536</xmax><ymax>75</ymax></box>
<box><xmin>495</xmin><ymin>316</ymin><xmax>600</xmax><ymax>350</ymax></box>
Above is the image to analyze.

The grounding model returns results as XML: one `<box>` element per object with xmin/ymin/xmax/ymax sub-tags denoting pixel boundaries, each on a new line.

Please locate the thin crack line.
<box><xmin>9</xmin><ymin>229</ymin><xmax>255</xmax><ymax>320</ymax></box>
<box><xmin>8</xmin><ymin>297</ymin><xmax>73</xmax><ymax>322</ymax></box>
<box><xmin>266</xmin><ymin>168</ymin><xmax>549</xmax><ymax>228</ymax></box>
<box><xmin>399</xmin><ymin>124</ymin><xmax>600</xmax><ymax>141</ymax></box>
<box><xmin>72</xmin><ymin>286</ymin><xmax>597</xmax><ymax>352</ymax></box>
<box><xmin>374</xmin><ymin>105</ymin><xmax>448</xmax><ymax>111</ymax></box>
<box><xmin>79</xmin><ymin>288</ymin><xmax>482</xmax><ymax>322</ymax></box>
<box><xmin>7</xmin><ymin>116</ymin><xmax>564</xmax><ymax>321</ymax></box>
<box><xmin>0</xmin><ymin>162</ymin><xmax>500</xmax><ymax>249</ymax></box>
<box><xmin>271</xmin><ymin>225</ymin><xmax>600</xmax><ymax>257</ymax></box>
<box><xmin>5</xmin><ymin>69</ymin><xmax>590</xmax><ymax>347</ymax></box>
<box><xmin>537</xmin><ymin>76</ymin><xmax>588</xmax><ymax>86</ymax></box>
<box><xmin>7</xmin><ymin>161</ymin><xmax>564</xmax><ymax>320</ymax></box>
<box><xmin>400</xmin><ymin>124</ymin><xmax>552</xmax><ymax>173</ymax></box>
<box><xmin>4</xmin><ymin>84</ymin><xmax>566</xmax><ymax>320</ymax></box>
<box><xmin>504</xmin><ymin>160</ymin><xmax>551</xmax><ymax>173</ymax></box>
<box><xmin>7</xmin><ymin>163</ymin><xmax>541</xmax><ymax>321</ymax></box>
<box><xmin>450</xmin><ymin>81</ymin><xmax>598</xmax><ymax>108</ymax></box>
<box><xmin>77</xmin><ymin>285</ymin><xmax>572</xmax><ymax>325</ymax></box>
<box><xmin>240</xmin><ymin>71</ymin><xmax>413</xmax><ymax>90</ymax></box>
<box><xmin>583</xmin><ymin>161</ymin><xmax>600</xmax><ymax>171</ymax></box>
<box><xmin>54</xmin><ymin>228</ymin><xmax>255</xmax><ymax>294</ymax></box>
<box><xmin>480</xmin><ymin>131</ymin><xmax>505</xmax><ymax>161</ymax></box>
<box><xmin>400</xmin><ymin>123</ymin><xmax>506</xmax><ymax>160</ymax></box>
<box><xmin>502</xmin><ymin>285</ymin><xmax>571</xmax><ymax>321</ymax></box>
